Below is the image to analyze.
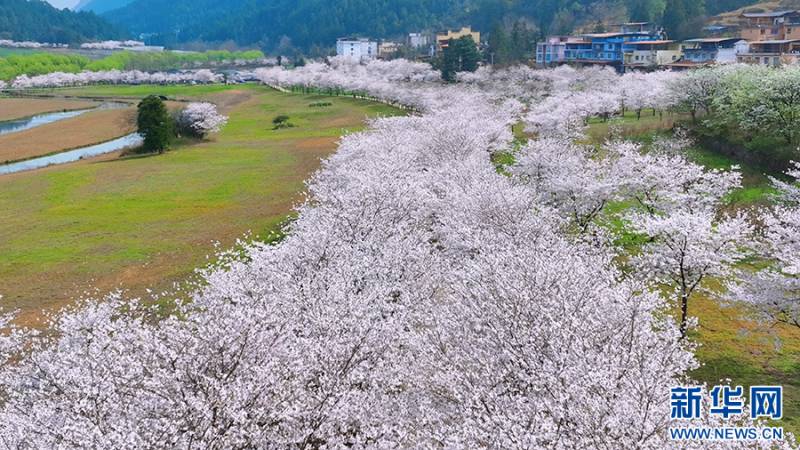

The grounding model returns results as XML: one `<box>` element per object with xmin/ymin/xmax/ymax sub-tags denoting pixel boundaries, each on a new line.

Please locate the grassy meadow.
<box><xmin>0</xmin><ymin>84</ymin><xmax>401</xmax><ymax>326</ymax></box>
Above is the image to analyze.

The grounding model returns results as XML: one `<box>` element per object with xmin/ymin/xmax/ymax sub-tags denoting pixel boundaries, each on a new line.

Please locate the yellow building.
<box><xmin>436</xmin><ymin>27</ymin><xmax>480</xmax><ymax>53</ymax></box>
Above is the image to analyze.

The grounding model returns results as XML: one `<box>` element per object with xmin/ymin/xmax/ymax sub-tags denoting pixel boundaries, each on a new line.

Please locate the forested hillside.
<box><xmin>76</xmin><ymin>0</ymin><xmax>134</xmax><ymax>14</ymax></box>
<box><xmin>0</xmin><ymin>0</ymin><xmax>124</xmax><ymax>44</ymax></box>
<box><xmin>102</xmin><ymin>0</ymin><xmax>759</xmax><ymax>51</ymax></box>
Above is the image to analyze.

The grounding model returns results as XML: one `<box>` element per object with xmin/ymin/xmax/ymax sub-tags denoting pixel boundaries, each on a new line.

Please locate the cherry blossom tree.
<box><xmin>771</xmin><ymin>162</ymin><xmax>800</xmax><ymax>204</ymax></box>
<box><xmin>0</xmin><ymin>81</ymin><xmax>704</xmax><ymax>448</ymax></box>
<box><xmin>177</xmin><ymin>102</ymin><xmax>228</xmax><ymax>138</ymax></box>
<box><xmin>626</xmin><ymin>209</ymin><xmax>753</xmax><ymax>338</ymax></box>
<box><xmin>514</xmin><ymin>137</ymin><xmax>627</xmax><ymax>234</ymax></box>
<box><xmin>729</xmin><ymin>164</ymin><xmax>800</xmax><ymax>328</ymax></box>
<box><xmin>9</xmin><ymin>69</ymin><xmax>223</xmax><ymax>90</ymax></box>
<box><xmin>0</xmin><ymin>59</ymin><xmax>794</xmax><ymax>448</ymax></box>
<box><xmin>80</xmin><ymin>40</ymin><xmax>146</xmax><ymax>50</ymax></box>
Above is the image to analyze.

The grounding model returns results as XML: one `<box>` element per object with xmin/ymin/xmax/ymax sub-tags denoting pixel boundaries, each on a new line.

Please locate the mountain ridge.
<box><xmin>76</xmin><ymin>0</ymin><xmax>135</xmax><ymax>14</ymax></box>
<box><xmin>0</xmin><ymin>0</ymin><xmax>124</xmax><ymax>44</ymax></box>
<box><xmin>101</xmin><ymin>0</ymin><xmax>762</xmax><ymax>51</ymax></box>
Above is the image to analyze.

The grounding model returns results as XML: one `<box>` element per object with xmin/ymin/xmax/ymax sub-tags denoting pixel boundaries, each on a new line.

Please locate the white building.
<box><xmin>408</xmin><ymin>33</ymin><xmax>430</xmax><ymax>48</ymax></box>
<box><xmin>336</xmin><ymin>38</ymin><xmax>378</xmax><ymax>62</ymax></box>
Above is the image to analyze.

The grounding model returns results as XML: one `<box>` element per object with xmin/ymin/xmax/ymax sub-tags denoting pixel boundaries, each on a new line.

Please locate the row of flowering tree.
<box><xmin>0</xmin><ymin>59</ymin><xmax>797</xmax><ymax>448</ymax></box>
<box><xmin>3</xmin><ymin>68</ymin><xmax>222</xmax><ymax>90</ymax></box>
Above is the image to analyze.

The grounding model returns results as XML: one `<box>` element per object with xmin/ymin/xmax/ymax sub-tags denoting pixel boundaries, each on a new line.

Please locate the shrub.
<box><xmin>272</xmin><ymin>114</ymin><xmax>294</xmax><ymax>129</ymax></box>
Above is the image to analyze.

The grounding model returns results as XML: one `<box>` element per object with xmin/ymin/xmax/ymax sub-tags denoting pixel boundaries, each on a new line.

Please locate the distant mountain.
<box><xmin>0</xmin><ymin>0</ymin><xmax>125</xmax><ymax>44</ymax></box>
<box><xmin>104</xmin><ymin>0</ymin><xmax>484</xmax><ymax>50</ymax></box>
<box><xmin>102</xmin><ymin>0</ymin><xmax>763</xmax><ymax>52</ymax></box>
<box><xmin>76</xmin><ymin>0</ymin><xmax>134</xmax><ymax>14</ymax></box>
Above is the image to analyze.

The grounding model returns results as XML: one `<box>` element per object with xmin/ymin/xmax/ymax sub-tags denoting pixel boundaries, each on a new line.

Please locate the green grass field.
<box><xmin>588</xmin><ymin>112</ymin><xmax>800</xmax><ymax>433</ymax></box>
<box><xmin>0</xmin><ymin>48</ymin><xmax>38</xmax><ymax>58</ymax></box>
<box><xmin>0</xmin><ymin>84</ymin><xmax>401</xmax><ymax>326</ymax></box>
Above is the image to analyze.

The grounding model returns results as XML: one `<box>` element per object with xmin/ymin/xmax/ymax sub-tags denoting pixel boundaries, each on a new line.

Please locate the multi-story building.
<box><xmin>740</xmin><ymin>10</ymin><xmax>800</xmax><ymax>41</ymax></box>
<box><xmin>535</xmin><ymin>36</ymin><xmax>571</xmax><ymax>65</ymax></box>
<box><xmin>336</xmin><ymin>38</ymin><xmax>378</xmax><ymax>62</ymax></box>
<box><xmin>678</xmin><ymin>38</ymin><xmax>748</xmax><ymax>66</ymax></box>
<box><xmin>737</xmin><ymin>40</ymin><xmax>800</xmax><ymax>65</ymax></box>
<box><xmin>623</xmin><ymin>40</ymin><xmax>682</xmax><ymax>70</ymax></box>
<box><xmin>737</xmin><ymin>10</ymin><xmax>800</xmax><ymax>65</ymax></box>
<box><xmin>408</xmin><ymin>33</ymin><xmax>430</xmax><ymax>48</ymax></box>
<box><xmin>378</xmin><ymin>41</ymin><xmax>401</xmax><ymax>59</ymax></box>
<box><xmin>435</xmin><ymin>27</ymin><xmax>481</xmax><ymax>53</ymax></box>
<box><xmin>536</xmin><ymin>23</ymin><xmax>663</xmax><ymax>71</ymax></box>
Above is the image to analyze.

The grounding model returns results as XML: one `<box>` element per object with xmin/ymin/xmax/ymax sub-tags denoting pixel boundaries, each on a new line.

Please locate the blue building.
<box><xmin>536</xmin><ymin>23</ymin><xmax>664</xmax><ymax>71</ymax></box>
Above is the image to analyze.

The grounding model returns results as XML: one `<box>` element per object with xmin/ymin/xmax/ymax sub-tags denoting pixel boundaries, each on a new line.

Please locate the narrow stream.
<box><xmin>0</xmin><ymin>133</ymin><xmax>144</xmax><ymax>175</ymax></box>
<box><xmin>0</xmin><ymin>101</ymin><xmax>131</xmax><ymax>136</ymax></box>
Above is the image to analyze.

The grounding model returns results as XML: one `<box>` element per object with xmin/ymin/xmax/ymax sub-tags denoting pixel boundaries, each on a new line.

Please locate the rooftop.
<box><xmin>581</xmin><ymin>32</ymin><xmax>650</xmax><ymax>38</ymax></box>
<box><xmin>337</xmin><ymin>37</ymin><xmax>374</xmax><ymax>42</ymax></box>
<box><xmin>741</xmin><ymin>10</ymin><xmax>798</xmax><ymax>18</ymax></box>
<box><xmin>749</xmin><ymin>39</ymin><xmax>800</xmax><ymax>44</ymax></box>
<box><xmin>684</xmin><ymin>37</ymin><xmax>744</xmax><ymax>43</ymax></box>
<box><xmin>666</xmin><ymin>61</ymin><xmax>712</xmax><ymax>67</ymax></box>
<box><xmin>627</xmin><ymin>40</ymin><xmax>675</xmax><ymax>45</ymax></box>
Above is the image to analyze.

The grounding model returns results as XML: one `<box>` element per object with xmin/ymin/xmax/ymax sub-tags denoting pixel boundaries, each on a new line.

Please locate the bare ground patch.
<box><xmin>0</xmin><ymin>98</ymin><xmax>98</xmax><ymax>121</ymax></box>
<box><xmin>0</xmin><ymin>108</ymin><xmax>136</xmax><ymax>163</ymax></box>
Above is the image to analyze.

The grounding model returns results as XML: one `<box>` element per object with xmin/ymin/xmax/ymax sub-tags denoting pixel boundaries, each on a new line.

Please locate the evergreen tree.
<box><xmin>441</xmin><ymin>36</ymin><xmax>480</xmax><ymax>82</ymax></box>
<box><xmin>509</xmin><ymin>20</ymin><xmax>535</xmax><ymax>61</ymax></box>
<box><xmin>487</xmin><ymin>23</ymin><xmax>512</xmax><ymax>66</ymax></box>
<box><xmin>137</xmin><ymin>96</ymin><xmax>173</xmax><ymax>154</ymax></box>
<box><xmin>662</xmin><ymin>0</ymin><xmax>688</xmax><ymax>40</ymax></box>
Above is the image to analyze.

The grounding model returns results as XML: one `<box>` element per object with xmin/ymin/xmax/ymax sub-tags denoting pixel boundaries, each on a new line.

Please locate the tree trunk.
<box><xmin>679</xmin><ymin>292</ymin><xmax>689</xmax><ymax>339</ymax></box>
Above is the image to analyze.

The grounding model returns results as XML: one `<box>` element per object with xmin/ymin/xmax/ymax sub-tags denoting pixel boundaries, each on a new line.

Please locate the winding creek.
<box><xmin>0</xmin><ymin>133</ymin><xmax>144</xmax><ymax>175</ymax></box>
<box><xmin>0</xmin><ymin>100</ymin><xmax>138</xmax><ymax>175</ymax></box>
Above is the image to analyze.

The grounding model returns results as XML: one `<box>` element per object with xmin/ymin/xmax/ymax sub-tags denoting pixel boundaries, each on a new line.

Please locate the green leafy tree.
<box><xmin>137</xmin><ymin>96</ymin><xmax>173</xmax><ymax>154</ymax></box>
<box><xmin>441</xmin><ymin>36</ymin><xmax>480</xmax><ymax>82</ymax></box>
<box><xmin>509</xmin><ymin>20</ymin><xmax>536</xmax><ymax>62</ymax></box>
<box><xmin>487</xmin><ymin>23</ymin><xmax>512</xmax><ymax>66</ymax></box>
<box><xmin>662</xmin><ymin>0</ymin><xmax>704</xmax><ymax>40</ymax></box>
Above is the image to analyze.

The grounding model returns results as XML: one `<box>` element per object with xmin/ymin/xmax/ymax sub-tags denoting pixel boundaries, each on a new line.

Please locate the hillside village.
<box><xmin>335</xmin><ymin>27</ymin><xmax>481</xmax><ymax>63</ymax></box>
<box><xmin>335</xmin><ymin>10</ymin><xmax>800</xmax><ymax>73</ymax></box>
<box><xmin>536</xmin><ymin>10</ymin><xmax>800</xmax><ymax>71</ymax></box>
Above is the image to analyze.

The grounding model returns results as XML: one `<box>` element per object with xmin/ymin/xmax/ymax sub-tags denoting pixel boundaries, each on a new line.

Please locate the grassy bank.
<box><xmin>0</xmin><ymin>84</ymin><xmax>401</xmax><ymax>327</ymax></box>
